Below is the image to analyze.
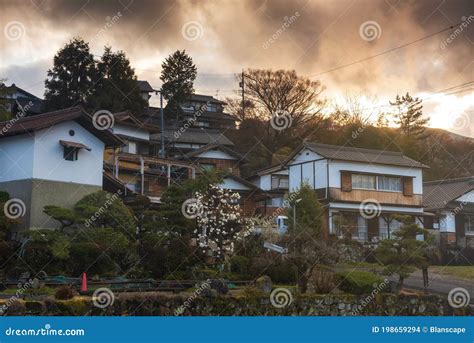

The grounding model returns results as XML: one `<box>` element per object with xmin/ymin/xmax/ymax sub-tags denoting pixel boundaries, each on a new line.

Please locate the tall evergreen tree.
<box><xmin>160</xmin><ymin>50</ymin><xmax>197</xmax><ymax>111</ymax></box>
<box><xmin>88</xmin><ymin>46</ymin><xmax>146</xmax><ymax>113</ymax></box>
<box><xmin>0</xmin><ymin>80</ymin><xmax>14</xmax><ymax>121</ymax></box>
<box><xmin>44</xmin><ymin>37</ymin><xmax>97</xmax><ymax>110</ymax></box>
<box><xmin>390</xmin><ymin>92</ymin><xmax>429</xmax><ymax>137</ymax></box>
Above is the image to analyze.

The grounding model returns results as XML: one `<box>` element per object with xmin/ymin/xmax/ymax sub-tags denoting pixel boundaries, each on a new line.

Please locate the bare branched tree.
<box><xmin>238</xmin><ymin>69</ymin><xmax>326</xmax><ymax>128</ymax></box>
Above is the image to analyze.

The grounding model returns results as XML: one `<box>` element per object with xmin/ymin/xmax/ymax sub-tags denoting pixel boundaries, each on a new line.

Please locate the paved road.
<box><xmin>387</xmin><ymin>269</ymin><xmax>474</xmax><ymax>305</ymax></box>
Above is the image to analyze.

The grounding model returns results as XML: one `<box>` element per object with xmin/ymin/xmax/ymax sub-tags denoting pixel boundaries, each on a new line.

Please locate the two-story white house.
<box><xmin>0</xmin><ymin>106</ymin><xmax>123</xmax><ymax>232</ymax></box>
<box><xmin>284</xmin><ymin>142</ymin><xmax>429</xmax><ymax>242</ymax></box>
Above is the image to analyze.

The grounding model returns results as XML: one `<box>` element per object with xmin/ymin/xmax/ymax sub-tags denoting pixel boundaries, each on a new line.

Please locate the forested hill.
<box><xmin>229</xmin><ymin>120</ymin><xmax>473</xmax><ymax>181</ymax></box>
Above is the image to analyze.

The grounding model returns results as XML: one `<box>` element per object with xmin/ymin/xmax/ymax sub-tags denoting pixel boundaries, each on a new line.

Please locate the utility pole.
<box><xmin>239</xmin><ymin>69</ymin><xmax>245</xmax><ymax>120</ymax></box>
<box><xmin>159</xmin><ymin>90</ymin><xmax>165</xmax><ymax>159</ymax></box>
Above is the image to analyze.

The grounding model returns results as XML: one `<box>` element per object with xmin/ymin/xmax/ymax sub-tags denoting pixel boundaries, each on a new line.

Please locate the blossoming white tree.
<box><xmin>194</xmin><ymin>185</ymin><xmax>253</xmax><ymax>261</ymax></box>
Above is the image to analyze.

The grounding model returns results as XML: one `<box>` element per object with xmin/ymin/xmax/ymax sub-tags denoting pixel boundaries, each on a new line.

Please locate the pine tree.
<box><xmin>390</xmin><ymin>92</ymin><xmax>429</xmax><ymax>137</ymax></box>
<box><xmin>44</xmin><ymin>37</ymin><xmax>97</xmax><ymax>110</ymax></box>
<box><xmin>88</xmin><ymin>46</ymin><xmax>146</xmax><ymax>113</ymax></box>
<box><xmin>160</xmin><ymin>50</ymin><xmax>197</xmax><ymax>111</ymax></box>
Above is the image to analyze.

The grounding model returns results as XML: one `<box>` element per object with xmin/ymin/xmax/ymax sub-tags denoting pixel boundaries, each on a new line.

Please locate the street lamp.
<box><xmin>293</xmin><ymin>198</ymin><xmax>302</xmax><ymax>230</ymax></box>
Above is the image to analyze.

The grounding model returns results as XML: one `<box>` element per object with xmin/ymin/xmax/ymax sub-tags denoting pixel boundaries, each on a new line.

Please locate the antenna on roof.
<box><xmin>215</xmin><ymin>89</ymin><xmax>219</xmax><ymax>99</ymax></box>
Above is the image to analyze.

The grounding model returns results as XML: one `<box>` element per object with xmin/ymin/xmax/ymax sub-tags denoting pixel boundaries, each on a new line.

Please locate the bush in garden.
<box><xmin>230</xmin><ymin>255</ymin><xmax>251</xmax><ymax>276</ymax></box>
<box><xmin>307</xmin><ymin>266</ymin><xmax>337</xmax><ymax>294</ymax></box>
<box><xmin>68</xmin><ymin>242</ymin><xmax>116</xmax><ymax>276</ymax></box>
<box><xmin>266</xmin><ymin>261</ymin><xmax>298</xmax><ymax>284</ymax></box>
<box><xmin>55</xmin><ymin>285</ymin><xmax>76</xmax><ymax>300</ymax></box>
<box><xmin>336</xmin><ymin>271</ymin><xmax>387</xmax><ymax>295</ymax></box>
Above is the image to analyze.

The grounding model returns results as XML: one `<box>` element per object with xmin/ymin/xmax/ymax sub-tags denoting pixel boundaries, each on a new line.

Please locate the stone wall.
<box><xmin>2</xmin><ymin>293</ymin><xmax>470</xmax><ymax>316</ymax></box>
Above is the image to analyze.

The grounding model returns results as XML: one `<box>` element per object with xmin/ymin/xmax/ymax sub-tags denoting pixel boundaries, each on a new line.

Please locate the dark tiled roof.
<box><xmin>423</xmin><ymin>177</ymin><xmax>474</xmax><ymax>210</ymax></box>
<box><xmin>0</xmin><ymin>106</ymin><xmax>123</xmax><ymax>147</ymax></box>
<box><xmin>137</xmin><ymin>80</ymin><xmax>154</xmax><ymax>93</ymax></box>
<box><xmin>152</xmin><ymin>128</ymin><xmax>234</xmax><ymax>146</ymax></box>
<box><xmin>186</xmin><ymin>94</ymin><xmax>226</xmax><ymax>105</ymax></box>
<box><xmin>113</xmin><ymin>110</ymin><xmax>160</xmax><ymax>133</ymax></box>
<box><xmin>300</xmin><ymin>142</ymin><xmax>429</xmax><ymax>169</ymax></box>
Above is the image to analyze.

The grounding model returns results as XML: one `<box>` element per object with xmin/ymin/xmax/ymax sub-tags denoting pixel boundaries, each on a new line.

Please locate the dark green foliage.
<box><xmin>287</xmin><ymin>184</ymin><xmax>324</xmax><ymax>238</ymax></box>
<box><xmin>44</xmin><ymin>37</ymin><xmax>97</xmax><ymax>110</ymax></box>
<box><xmin>88</xmin><ymin>46</ymin><xmax>146</xmax><ymax>113</ymax></box>
<box><xmin>68</xmin><ymin>242</ymin><xmax>115</xmax><ymax>276</ymax></box>
<box><xmin>336</xmin><ymin>271</ymin><xmax>387</xmax><ymax>295</ymax></box>
<box><xmin>249</xmin><ymin>257</ymin><xmax>298</xmax><ymax>284</ymax></box>
<box><xmin>43</xmin><ymin>206</ymin><xmax>76</xmax><ymax>231</ymax></box>
<box><xmin>229</xmin><ymin>255</ymin><xmax>251</xmax><ymax>276</ymax></box>
<box><xmin>390</xmin><ymin>92</ymin><xmax>428</xmax><ymax>137</ymax></box>
<box><xmin>375</xmin><ymin>222</ymin><xmax>432</xmax><ymax>292</ymax></box>
<box><xmin>74</xmin><ymin>191</ymin><xmax>135</xmax><ymax>236</ymax></box>
<box><xmin>160</xmin><ymin>50</ymin><xmax>197</xmax><ymax>109</ymax></box>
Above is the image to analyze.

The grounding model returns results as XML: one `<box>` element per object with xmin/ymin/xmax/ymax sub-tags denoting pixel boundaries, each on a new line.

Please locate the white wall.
<box><xmin>32</xmin><ymin>121</ymin><xmax>105</xmax><ymax>186</ymax></box>
<box><xmin>221</xmin><ymin>177</ymin><xmax>251</xmax><ymax>191</ymax></box>
<box><xmin>112</xmin><ymin>124</ymin><xmax>149</xmax><ymax>141</ymax></box>
<box><xmin>259</xmin><ymin>174</ymin><xmax>272</xmax><ymax>190</ymax></box>
<box><xmin>439</xmin><ymin>210</ymin><xmax>456</xmax><ymax>233</ymax></box>
<box><xmin>0</xmin><ymin>134</ymin><xmax>35</xmax><ymax>182</ymax></box>
<box><xmin>456</xmin><ymin>190</ymin><xmax>474</xmax><ymax>203</ymax></box>
<box><xmin>328</xmin><ymin>160</ymin><xmax>423</xmax><ymax>194</ymax></box>
<box><xmin>196</xmin><ymin>149</ymin><xmax>236</xmax><ymax>160</ymax></box>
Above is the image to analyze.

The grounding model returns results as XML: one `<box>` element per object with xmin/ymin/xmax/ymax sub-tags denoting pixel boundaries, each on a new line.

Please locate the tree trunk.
<box><xmin>398</xmin><ymin>275</ymin><xmax>404</xmax><ymax>294</ymax></box>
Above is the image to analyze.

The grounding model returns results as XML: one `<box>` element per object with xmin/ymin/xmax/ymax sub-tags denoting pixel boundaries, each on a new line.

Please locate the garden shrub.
<box><xmin>336</xmin><ymin>271</ymin><xmax>387</xmax><ymax>295</ymax></box>
<box><xmin>55</xmin><ymin>285</ymin><xmax>76</xmax><ymax>300</ymax></box>
<box><xmin>307</xmin><ymin>266</ymin><xmax>337</xmax><ymax>294</ymax></box>
<box><xmin>0</xmin><ymin>191</ymin><xmax>9</xmax><ymax>202</ymax></box>
<box><xmin>230</xmin><ymin>255</ymin><xmax>251</xmax><ymax>276</ymax></box>
<box><xmin>250</xmin><ymin>257</ymin><xmax>297</xmax><ymax>284</ymax></box>
<box><xmin>68</xmin><ymin>242</ymin><xmax>116</xmax><ymax>276</ymax></box>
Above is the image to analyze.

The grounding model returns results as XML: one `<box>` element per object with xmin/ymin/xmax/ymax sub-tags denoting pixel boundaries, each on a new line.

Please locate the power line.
<box><xmin>308</xmin><ymin>22</ymin><xmax>464</xmax><ymax>78</ymax></box>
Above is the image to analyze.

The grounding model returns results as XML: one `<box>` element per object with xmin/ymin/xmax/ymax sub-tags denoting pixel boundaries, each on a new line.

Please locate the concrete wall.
<box><xmin>0</xmin><ymin>179</ymin><xmax>100</xmax><ymax>231</ymax></box>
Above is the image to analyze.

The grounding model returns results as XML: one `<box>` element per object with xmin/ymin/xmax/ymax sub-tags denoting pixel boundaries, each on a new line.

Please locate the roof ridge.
<box><xmin>306</xmin><ymin>142</ymin><xmax>403</xmax><ymax>156</ymax></box>
<box><xmin>0</xmin><ymin>106</ymin><xmax>84</xmax><ymax>125</ymax></box>
<box><xmin>424</xmin><ymin>176</ymin><xmax>474</xmax><ymax>185</ymax></box>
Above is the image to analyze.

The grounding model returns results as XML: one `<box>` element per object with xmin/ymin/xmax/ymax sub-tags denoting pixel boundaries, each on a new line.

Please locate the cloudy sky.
<box><xmin>0</xmin><ymin>0</ymin><xmax>472</xmax><ymax>136</ymax></box>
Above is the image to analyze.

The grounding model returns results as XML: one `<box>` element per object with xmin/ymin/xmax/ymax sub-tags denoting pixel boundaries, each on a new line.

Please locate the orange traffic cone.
<box><xmin>81</xmin><ymin>272</ymin><xmax>87</xmax><ymax>292</ymax></box>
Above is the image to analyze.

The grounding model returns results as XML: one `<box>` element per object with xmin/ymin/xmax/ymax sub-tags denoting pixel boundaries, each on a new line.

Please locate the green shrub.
<box><xmin>267</xmin><ymin>262</ymin><xmax>298</xmax><ymax>284</ymax></box>
<box><xmin>336</xmin><ymin>271</ymin><xmax>386</xmax><ymax>295</ymax></box>
<box><xmin>0</xmin><ymin>191</ymin><xmax>9</xmax><ymax>202</ymax></box>
<box><xmin>230</xmin><ymin>255</ymin><xmax>251</xmax><ymax>276</ymax></box>
<box><xmin>55</xmin><ymin>285</ymin><xmax>76</xmax><ymax>300</ymax></box>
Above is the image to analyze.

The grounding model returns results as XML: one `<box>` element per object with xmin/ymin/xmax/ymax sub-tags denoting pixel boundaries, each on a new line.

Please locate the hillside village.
<box><xmin>0</xmin><ymin>40</ymin><xmax>473</xmax><ymax>315</ymax></box>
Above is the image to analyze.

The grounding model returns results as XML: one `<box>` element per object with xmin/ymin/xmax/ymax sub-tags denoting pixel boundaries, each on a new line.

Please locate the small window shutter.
<box><xmin>403</xmin><ymin>177</ymin><xmax>413</xmax><ymax>196</ymax></box>
<box><xmin>341</xmin><ymin>171</ymin><xmax>352</xmax><ymax>192</ymax></box>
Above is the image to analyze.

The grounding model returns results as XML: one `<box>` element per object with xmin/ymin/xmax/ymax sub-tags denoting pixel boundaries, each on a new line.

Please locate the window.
<box><xmin>63</xmin><ymin>147</ymin><xmax>78</xmax><ymax>161</ymax></box>
<box><xmin>207</xmin><ymin>104</ymin><xmax>217</xmax><ymax>112</ymax></box>
<box><xmin>121</xmin><ymin>141</ymin><xmax>137</xmax><ymax>154</ymax></box>
<box><xmin>378</xmin><ymin>176</ymin><xmax>402</xmax><ymax>192</ymax></box>
<box><xmin>466</xmin><ymin>216</ymin><xmax>474</xmax><ymax>234</ymax></box>
<box><xmin>271</xmin><ymin>176</ymin><xmax>289</xmax><ymax>189</ymax></box>
<box><xmin>351</xmin><ymin>174</ymin><xmax>376</xmax><ymax>190</ymax></box>
<box><xmin>351</xmin><ymin>173</ymin><xmax>403</xmax><ymax>192</ymax></box>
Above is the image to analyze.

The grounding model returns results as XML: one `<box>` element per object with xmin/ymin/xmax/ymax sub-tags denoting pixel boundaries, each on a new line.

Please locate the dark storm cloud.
<box><xmin>0</xmin><ymin>0</ymin><xmax>472</xmax><ymax>136</ymax></box>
